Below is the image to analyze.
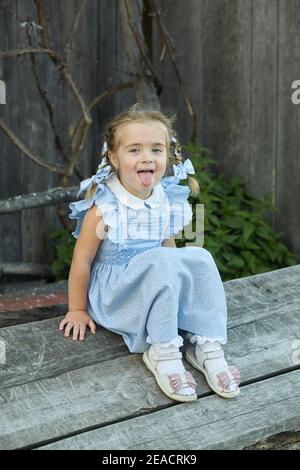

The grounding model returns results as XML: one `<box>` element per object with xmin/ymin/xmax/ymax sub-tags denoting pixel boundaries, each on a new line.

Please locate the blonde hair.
<box><xmin>85</xmin><ymin>102</ymin><xmax>199</xmax><ymax>199</ymax></box>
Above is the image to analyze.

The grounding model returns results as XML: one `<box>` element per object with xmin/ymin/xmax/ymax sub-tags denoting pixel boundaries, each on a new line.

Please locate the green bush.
<box><xmin>50</xmin><ymin>229</ymin><xmax>75</xmax><ymax>281</ymax></box>
<box><xmin>50</xmin><ymin>142</ymin><xmax>298</xmax><ymax>281</ymax></box>
<box><xmin>176</xmin><ymin>142</ymin><xmax>298</xmax><ymax>280</ymax></box>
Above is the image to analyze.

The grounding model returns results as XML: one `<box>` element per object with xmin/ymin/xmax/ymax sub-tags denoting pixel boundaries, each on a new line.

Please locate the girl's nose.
<box><xmin>141</xmin><ymin>155</ymin><xmax>154</xmax><ymax>163</ymax></box>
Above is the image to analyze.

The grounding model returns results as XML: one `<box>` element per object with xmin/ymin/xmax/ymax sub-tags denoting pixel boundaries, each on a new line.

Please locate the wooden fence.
<box><xmin>1</xmin><ymin>0</ymin><xmax>299</xmax><ymax>264</ymax></box>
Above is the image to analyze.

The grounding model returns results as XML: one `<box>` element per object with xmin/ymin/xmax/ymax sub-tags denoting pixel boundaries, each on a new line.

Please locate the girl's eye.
<box><xmin>129</xmin><ymin>148</ymin><xmax>162</xmax><ymax>153</ymax></box>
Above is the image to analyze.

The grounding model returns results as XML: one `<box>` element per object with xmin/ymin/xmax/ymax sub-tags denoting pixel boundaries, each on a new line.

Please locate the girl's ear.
<box><xmin>108</xmin><ymin>151</ymin><xmax>118</xmax><ymax>170</ymax></box>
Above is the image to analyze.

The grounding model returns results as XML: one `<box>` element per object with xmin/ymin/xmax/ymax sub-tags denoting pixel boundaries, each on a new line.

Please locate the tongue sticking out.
<box><xmin>137</xmin><ymin>171</ymin><xmax>153</xmax><ymax>186</ymax></box>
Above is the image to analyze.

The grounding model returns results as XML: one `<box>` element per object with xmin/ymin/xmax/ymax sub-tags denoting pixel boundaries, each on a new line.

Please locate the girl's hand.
<box><xmin>59</xmin><ymin>310</ymin><xmax>96</xmax><ymax>341</ymax></box>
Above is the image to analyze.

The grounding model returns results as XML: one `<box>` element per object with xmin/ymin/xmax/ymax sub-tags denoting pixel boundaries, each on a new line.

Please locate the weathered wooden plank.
<box><xmin>0</xmin><ymin>280</ymin><xmax>67</xmax><ymax>327</ymax></box>
<box><xmin>0</xmin><ymin>0</ymin><xmax>101</xmax><ymax>263</ymax></box>
<box><xmin>38</xmin><ymin>370</ymin><xmax>300</xmax><ymax>450</ymax></box>
<box><xmin>0</xmin><ymin>280</ymin><xmax>67</xmax><ymax>297</ymax></box>
<box><xmin>0</xmin><ymin>186</ymin><xmax>79</xmax><ymax>214</ymax></box>
<box><xmin>244</xmin><ymin>430</ymin><xmax>300</xmax><ymax>450</ymax></box>
<box><xmin>0</xmin><ymin>320</ymin><xmax>129</xmax><ymax>391</ymax></box>
<box><xmin>223</xmin><ymin>264</ymin><xmax>300</xmax><ymax>328</ymax></box>
<box><xmin>16</xmin><ymin>0</ymin><xmax>53</xmax><ymax>266</ymax></box>
<box><xmin>96</xmin><ymin>0</ymin><xmax>137</xmax><ymax>153</ymax></box>
<box><xmin>249</xmin><ymin>0</ymin><xmax>277</xmax><ymax>222</ymax></box>
<box><xmin>0</xmin><ymin>262</ymin><xmax>52</xmax><ymax>277</ymax></box>
<box><xmin>201</xmin><ymin>0</ymin><xmax>252</xmax><ymax>183</ymax></box>
<box><xmin>151</xmin><ymin>0</ymin><xmax>204</xmax><ymax>142</ymax></box>
<box><xmin>0</xmin><ymin>0</ymin><xmax>22</xmax><ymax>264</ymax></box>
<box><xmin>119</xmin><ymin>0</ymin><xmax>159</xmax><ymax>107</ymax></box>
<box><xmin>0</xmin><ymin>305</ymin><xmax>66</xmax><ymax>328</ymax></box>
<box><xmin>0</xmin><ymin>290</ymin><xmax>66</xmax><ymax>314</ymax></box>
<box><xmin>0</xmin><ymin>264</ymin><xmax>299</xmax><ymax>389</ymax></box>
<box><xmin>0</xmin><ymin>279</ymin><xmax>47</xmax><ymax>296</ymax></box>
<box><xmin>0</xmin><ymin>305</ymin><xmax>299</xmax><ymax>449</ymax></box>
<box><xmin>276</xmin><ymin>0</ymin><xmax>300</xmax><ymax>259</ymax></box>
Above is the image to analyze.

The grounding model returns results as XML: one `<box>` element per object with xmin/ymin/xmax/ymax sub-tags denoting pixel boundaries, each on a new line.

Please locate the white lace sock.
<box><xmin>148</xmin><ymin>335</ymin><xmax>195</xmax><ymax>396</ymax></box>
<box><xmin>190</xmin><ymin>335</ymin><xmax>228</xmax><ymax>375</ymax></box>
<box><xmin>188</xmin><ymin>335</ymin><xmax>240</xmax><ymax>393</ymax></box>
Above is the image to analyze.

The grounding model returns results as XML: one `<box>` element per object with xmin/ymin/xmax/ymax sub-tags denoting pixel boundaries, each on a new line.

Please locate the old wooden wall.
<box><xmin>0</xmin><ymin>0</ymin><xmax>299</xmax><ymax>265</ymax></box>
<box><xmin>152</xmin><ymin>0</ymin><xmax>300</xmax><ymax>260</ymax></box>
<box><xmin>0</xmin><ymin>0</ymin><xmax>136</xmax><ymax>264</ymax></box>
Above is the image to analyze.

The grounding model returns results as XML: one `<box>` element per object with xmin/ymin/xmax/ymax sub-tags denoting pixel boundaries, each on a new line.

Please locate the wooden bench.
<box><xmin>0</xmin><ymin>265</ymin><xmax>300</xmax><ymax>449</ymax></box>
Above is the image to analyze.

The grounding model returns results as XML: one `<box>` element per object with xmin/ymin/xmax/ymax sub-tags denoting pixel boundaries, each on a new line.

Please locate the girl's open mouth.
<box><xmin>137</xmin><ymin>170</ymin><xmax>155</xmax><ymax>186</ymax></box>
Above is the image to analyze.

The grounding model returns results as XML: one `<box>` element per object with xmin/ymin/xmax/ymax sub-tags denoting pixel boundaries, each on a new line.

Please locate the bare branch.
<box><xmin>30</xmin><ymin>1</ymin><xmax>92</xmax><ymax>179</ymax></box>
<box><xmin>33</xmin><ymin>1</ymin><xmax>85</xmax><ymax>181</ymax></box>
<box><xmin>0</xmin><ymin>47</ymin><xmax>60</xmax><ymax>60</ymax></box>
<box><xmin>71</xmin><ymin>81</ymin><xmax>135</xmax><ymax>148</ymax></box>
<box><xmin>88</xmin><ymin>82</ymin><xmax>135</xmax><ymax>112</ymax></box>
<box><xmin>119</xmin><ymin>0</ymin><xmax>160</xmax><ymax>106</ymax></box>
<box><xmin>68</xmin><ymin>120</ymin><xmax>91</xmax><ymax>176</ymax></box>
<box><xmin>62</xmin><ymin>66</ymin><xmax>92</xmax><ymax>128</ymax></box>
<box><xmin>63</xmin><ymin>0</ymin><xmax>88</xmax><ymax>62</ymax></box>
<box><xmin>0</xmin><ymin>117</ymin><xmax>67</xmax><ymax>174</ymax></box>
<box><xmin>34</xmin><ymin>0</ymin><xmax>51</xmax><ymax>49</ymax></box>
<box><xmin>149</xmin><ymin>0</ymin><xmax>197</xmax><ymax>142</ymax></box>
<box><xmin>0</xmin><ymin>46</ymin><xmax>91</xmax><ymax>176</ymax></box>
<box><xmin>123</xmin><ymin>0</ymin><xmax>161</xmax><ymax>94</ymax></box>
<box><xmin>25</xmin><ymin>19</ymin><xmax>69</xmax><ymax>166</ymax></box>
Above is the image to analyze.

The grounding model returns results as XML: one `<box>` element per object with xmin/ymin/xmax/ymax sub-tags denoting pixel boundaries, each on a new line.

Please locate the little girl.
<box><xmin>59</xmin><ymin>103</ymin><xmax>241</xmax><ymax>403</ymax></box>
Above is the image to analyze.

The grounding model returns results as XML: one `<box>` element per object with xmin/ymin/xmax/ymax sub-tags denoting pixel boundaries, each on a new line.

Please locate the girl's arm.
<box><xmin>68</xmin><ymin>204</ymin><xmax>106</xmax><ymax>310</ymax></box>
<box><xmin>59</xmin><ymin>203</ymin><xmax>106</xmax><ymax>340</ymax></box>
<box><xmin>162</xmin><ymin>237</ymin><xmax>176</xmax><ymax>248</ymax></box>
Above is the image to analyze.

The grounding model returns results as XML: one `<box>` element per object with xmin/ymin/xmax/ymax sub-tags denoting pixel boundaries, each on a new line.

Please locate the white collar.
<box><xmin>106</xmin><ymin>172</ymin><xmax>164</xmax><ymax>209</ymax></box>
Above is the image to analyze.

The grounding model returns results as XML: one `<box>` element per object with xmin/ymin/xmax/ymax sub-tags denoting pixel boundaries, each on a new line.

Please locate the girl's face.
<box><xmin>108</xmin><ymin>121</ymin><xmax>168</xmax><ymax>199</ymax></box>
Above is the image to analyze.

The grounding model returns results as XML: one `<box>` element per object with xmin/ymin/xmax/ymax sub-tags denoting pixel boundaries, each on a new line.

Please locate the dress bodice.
<box><xmin>69</xmin><ymin>160</ymin><xmax>195</xmax><ymax>252</ymax></box>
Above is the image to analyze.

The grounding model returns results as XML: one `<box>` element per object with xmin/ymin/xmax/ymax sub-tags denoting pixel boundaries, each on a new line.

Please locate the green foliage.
<box><xmin>50</xmin><ymin>142</ymin><xmax>298</xmax><ymax>282</ymax></box>
<box><xmin>50</xmin><ymin>229</ymin><xmax>75</xmax><ymax>281</ymax></box>
<box><xmin>176</xmin><ymin>142</ymin><xmax>298</xmax><ymax>280</ymax></box>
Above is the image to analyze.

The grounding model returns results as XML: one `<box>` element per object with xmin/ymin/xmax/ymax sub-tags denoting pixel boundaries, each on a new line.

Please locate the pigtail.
<box><xmin>84</xmin><ymin>141</ymin><xmax>111</xmax><ymax>200</ymax></box>
<box><xmin>168</xmin><ymin>131</ymin><xmax>200</xmax><ymax>198</ymax></box>
<box><xmin>187</xmin><ymin>175</ymin><xmax>200</xmax><ymax>197</ymax></box>
<box><xmin>85</xmin><ymin>184</ymin><xmax>97</xmax><ymax>200</ymax></box>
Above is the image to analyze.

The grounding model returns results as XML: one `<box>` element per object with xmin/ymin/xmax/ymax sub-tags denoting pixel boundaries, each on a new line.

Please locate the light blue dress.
<box><xmin>69</xmin><ymin>162</ymin><xmax>228</xmax><ymax>353</ymax></box>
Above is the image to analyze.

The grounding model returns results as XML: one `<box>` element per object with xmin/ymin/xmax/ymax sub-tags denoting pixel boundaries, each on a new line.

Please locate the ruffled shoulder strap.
<box><xmin>160</xmin><ymin>159</ymin><xmax>195</xmax><ymax>239</ymax></box>
<box><xmin>69</xmin><ymin>167</ymin><xmax>118</xmax><ymax>239</ymax></box>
